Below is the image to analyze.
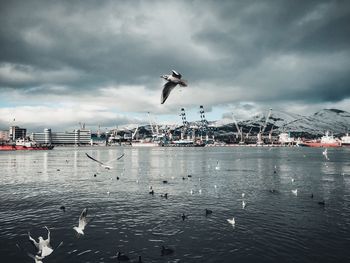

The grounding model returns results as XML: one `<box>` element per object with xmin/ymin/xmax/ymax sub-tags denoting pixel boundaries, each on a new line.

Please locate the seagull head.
<box><xmin>38</xmin><ymin>236</ymin><xmax>44</xmax><ymax>242</ymax></box>
<box><xmin>160</xmin><ymin>75</ymin><xmax>169</xmax><ymax>80</ymax></box>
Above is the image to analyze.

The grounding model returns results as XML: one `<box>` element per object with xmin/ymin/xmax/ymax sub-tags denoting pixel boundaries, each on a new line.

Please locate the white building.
<box><xmin>31</xmin><ymin>128</ymin><xmax>91</xmax><ymax>145</ymax></box>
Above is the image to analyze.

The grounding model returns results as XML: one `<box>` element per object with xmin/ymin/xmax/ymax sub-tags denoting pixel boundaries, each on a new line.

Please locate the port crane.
<box><xmin>180</xmin><ymin>108</ymin><xmax>190</xmax><ymax>140</ymax></box>
<box><xmin>199</xmin><ymin>105</ymin><xmax>209</xmax><ymax>141</ymax></box>
<box><xmin>131</xmin><ymin>125</ymin><xmax>139</xmax><ymax>140</ymax></box>
<box><xmin>232</xmin><ymin>113</ymin><xmax>244</xmax><ymax>144</ymax></box>
<box><xmin>257</xmin><ymin>108</ymin><xmax>272</xmax><ymax>145</ymax></box>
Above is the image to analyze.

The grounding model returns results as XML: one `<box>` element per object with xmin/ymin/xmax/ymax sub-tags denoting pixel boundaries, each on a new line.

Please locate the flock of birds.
<box><xmin>18</xmin><ymin>147</ymin><xmax>331</xmax><ymax>263</ymax></box>
<box><xmin>14</xmin><ymin>71</ymin><xmax>332</xmax><ymax>262</ymax></box>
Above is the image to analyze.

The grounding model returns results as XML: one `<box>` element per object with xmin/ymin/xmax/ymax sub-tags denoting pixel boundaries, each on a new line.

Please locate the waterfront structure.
<box><xmin>0</xmin><ymin>130</ymin><xmax>9</xmax><ymax>141</ymax></box>
<box><xmin>9</xmin><ymin>126</ymin><xmax>26</xmax><ymax>141</ymax></box>
<box><xmin>31</xmin><ymin>129</ymin><xmax>92</xmax><ymax>145</ymax></box>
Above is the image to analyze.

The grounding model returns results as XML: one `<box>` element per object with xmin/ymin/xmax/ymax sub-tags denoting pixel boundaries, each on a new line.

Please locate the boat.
<box><xmin>298</xmin><ymin>131</ymin><xmax>341</xmax><ymax>147</ymax></box>
<box><xmin>131</xmin><ymin>139</ymin><xmax>162</xmax><ymax>147</ymax></box>
<box><xmin>0</xmin><ymin>139</ymin><xmax>54</xmax><ymax>151</ymax></box>
<box><xmin>167</xmin><ymin>139</ymin><xmax>205</xmax><ymax>147</ymax></box>
<box><xmin>341</xmin><ymin>133</ymin><xmax>350</xmax><ymax>146</ymax></box>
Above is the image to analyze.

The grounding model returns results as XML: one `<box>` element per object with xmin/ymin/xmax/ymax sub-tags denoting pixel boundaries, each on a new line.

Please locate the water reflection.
<box><xmin>0</xmin><ymin>147</ymin><xmax>350</xmax><ymax>262</ymax></box>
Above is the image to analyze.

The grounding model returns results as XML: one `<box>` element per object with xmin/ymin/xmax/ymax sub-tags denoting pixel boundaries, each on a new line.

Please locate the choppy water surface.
<box><xmin>1</xmin><ymin>146</ymin><xmax>350</xmax><ymax>262</ymax></box>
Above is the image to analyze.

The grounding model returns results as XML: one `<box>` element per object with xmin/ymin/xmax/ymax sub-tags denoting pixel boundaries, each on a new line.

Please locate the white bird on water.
<box><xmin>242</xmin><ymin>193</ymin><xmax>245</xmax><ymax>198</ymax></box>
<box><xmin>215</xmin><ymin>160</ymin><xmax>220</xmax><ymax>170</ymax></box>
<box><xmin>28</xmin><ymin>226</ymin><xmax>53</xmax><ymax>258</ymax></box>
<box><xmin>242</xmin><ymin>200</ymin><xmax>246</xmax><ymax>209</ymax></box>
<box><xmin>160</xmin><ymin>70</ymin><xmax>187</xmax><ymax>104</ymax></box>
<box><xmin>292</xmin><ymin>189</ymin><xmax>298</xmax><ymax>196</ymax></box>
<box><xmin>227</xmin><ymin>217</ymin><xmax>235</xmax><ymax>227</ymax></box>
<box><xmin>73</xmin><ymin>208</ymin><xmax>89</xmax><ymax>235</ymax></box>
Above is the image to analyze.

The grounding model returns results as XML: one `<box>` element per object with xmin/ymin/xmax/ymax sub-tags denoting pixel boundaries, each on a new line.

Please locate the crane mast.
<box><xmin>232</xmin><ymin>113</ymin><xmax>243</xmax><ymax>143</ymax></box>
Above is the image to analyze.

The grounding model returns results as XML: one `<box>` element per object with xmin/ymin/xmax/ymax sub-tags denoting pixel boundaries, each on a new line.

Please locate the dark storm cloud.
<box><xmin>0</xmin><ymin>0</ymin><xmax>350</xmax><ymax>106</ymax></box>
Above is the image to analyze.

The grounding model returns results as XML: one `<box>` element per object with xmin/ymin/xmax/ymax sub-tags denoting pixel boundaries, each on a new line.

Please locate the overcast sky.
<box><xmin>0</xmin><ymin>0</ymin><xmax>349</xmax><ymax>132</ymax></box>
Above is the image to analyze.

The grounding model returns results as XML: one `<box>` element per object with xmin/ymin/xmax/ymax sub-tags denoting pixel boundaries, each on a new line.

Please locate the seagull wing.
<box><xmin>78</xmin><ymin>208</ymin><xmax>88</xmax><ymax>230</ymax></box>
<box><xmin>28</xmin><ymin>232</ymin><xmax>39</xmax><ymax>250</ymax></box>
<box><xmin>179</xmin><ymin>80</ymin><xmax>187</xmax><ymax>87</ymax></box>
<box><xmin>161</xmin><ymin>81</ymin><xmax>177</xmax><ymax>104</ymax></box>
<box><xmin>85</xmin><ymin>153</ymin><xmax>105</xmax><ymax>166</ymax></box>
<box><xmin>172</xmin><ymin>70</ymin><xmax>182</xmax><ymax>79</ymax></box>
<box><xmin>105</xmin><ymin>153</ymin><xmax>125</xmax><ymax>164</ymax></box>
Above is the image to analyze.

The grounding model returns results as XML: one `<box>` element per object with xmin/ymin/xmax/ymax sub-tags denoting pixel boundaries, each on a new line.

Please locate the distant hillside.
<box><xmin>117</xmin><ymin>109</ymin><xmax>350</xmax><ymax>140</ymax></box>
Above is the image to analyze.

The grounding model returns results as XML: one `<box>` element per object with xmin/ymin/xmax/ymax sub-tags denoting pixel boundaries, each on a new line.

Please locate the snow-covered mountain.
<box><xmin>236</xmin><ymin>109</ymin><xmax>350</xmax><ymax>136</ymax></box>
<box><xmin>110</xmin><ymin>109</ymin><xmax>350</xmax><ymax>139</ymax></box>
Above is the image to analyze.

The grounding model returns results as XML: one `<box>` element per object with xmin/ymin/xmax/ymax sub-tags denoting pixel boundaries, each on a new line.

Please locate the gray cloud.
<box><xmin>0</xmin><ymin>0</ymin><xmax>350</xmax><ymax>124</ymax></box>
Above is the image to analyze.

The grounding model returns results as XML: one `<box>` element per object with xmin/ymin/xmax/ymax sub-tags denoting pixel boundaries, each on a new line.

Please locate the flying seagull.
<box><xmin>85</xmin><ymin>153</ymin><xmax>125</xmax><ymax>170</ymax></box>
<box><xmin>160</xmin><ymin>70</ymin><xmax>187</xmax><ymax>104</ymax></box>
<box><xmin>28</xmin><ymin>226</ymin><xmax>53</xmax><ymax>258</ymax></box>
<box><xmin>26</xmin><ymin>241</ymin><xmax>63</xmax><ymax>263</ymax></box>
<box><xmin>73</xmin><ymin>208</ymin><xmax>89</xmax><ymax>235</ymax></box>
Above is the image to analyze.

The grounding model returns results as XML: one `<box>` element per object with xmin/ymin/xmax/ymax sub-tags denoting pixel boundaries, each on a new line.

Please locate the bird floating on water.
<box><xmin>161</xmin><ymin>245</ymin><xmax>174</xmax><ymax>256</ymax></box>
<box><xmin>117</xmin><ymin>251</ymin><xmax>130</xmax><ymax>261</ymax></box>
<box><xmin>59</xmin><ymin>205</ymin><xmax>65</xmax><ymax>212</ymax></box>
<box><xmin>242</xmin><ymin>200</ymin><xmax>246</xmax><ymax>209</ymax></box>
<box><xmin>160</xmin><ymin>70</ymin><xmax>187</xmax><ymax>104</ymax></box>
<box><xmin>227</xmin><ymin>217</ymin><xmax>235</xmax><ymax>227</ymax></box>
<box><xmin>318</xmin><ymin>200</ymin><xmax>326</xmax><ymax>206</ymax></box>
<box><xmin>205</xmin><ymin>209</ymin><xmax>213</xmax><ymax>216</ymax></box>
<box><xmin>73</xmin><ymin>208</ymin><xmax>89</xmax><ymax>235</ymax></box>
<box><xmin>215</xmin><ymin>160</ymin><xmax>220</xmax><ymax>170</ymax></box>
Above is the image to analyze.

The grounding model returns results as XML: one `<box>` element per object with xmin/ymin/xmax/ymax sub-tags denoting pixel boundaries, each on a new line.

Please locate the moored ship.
<box><xmin>298</xmin><ymin>131</ymin><xmax>341</xmax><ymax>147</ymax></box>
<box><xmin>341</xmin><ymin>133</ymin><xmax>350</xmax><ymax>146</ymax></box>
<box><xmin>0</xmin><ymin>139</ymin><xmax>54</xmax><ymax>151</ymax></box>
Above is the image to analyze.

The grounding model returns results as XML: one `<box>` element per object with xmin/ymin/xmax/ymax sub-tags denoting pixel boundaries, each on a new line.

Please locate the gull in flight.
<box><xmin>322</xmin><ymin>148</ymin><xmax>329</xmax><ymax>160</ymax></box>
<box><xmin>28</xmin><ymin>226</ymin><xmax>53</xmax><ymax>258</ymax></box>
<box><xmin>85</xmin><ymin>153</ymin><xmax>125</xmax><ymax>170</ymax></box>
<box><xmin>292</xmin><ymin>189</ymin><xmax>298</xmax><ymax>196</ymax></box>
<box><xmin>227</xmin><ymin>217</ymin><xmax>235</xmax><ymax>227</ymax></box>
<box><xmin>73</xmin><ymin>208</ymin><xmax>89</xmax><ymax>235</ymax></box>
<box><xmin>160</xmin><ymin>70</ymin><xmax>187</xmax><ymax>104</ymax></box>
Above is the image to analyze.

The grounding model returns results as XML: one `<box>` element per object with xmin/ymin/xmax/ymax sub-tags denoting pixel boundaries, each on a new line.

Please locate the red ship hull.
<box><xmin>0</xmin><ymin>145</ymin><xmax>54</xmax><ymax>151</ymax></box>
<box><xmin>298</xmin><ymin>142</ymin><xmax>341</xmax><ymax>147</ymax></box>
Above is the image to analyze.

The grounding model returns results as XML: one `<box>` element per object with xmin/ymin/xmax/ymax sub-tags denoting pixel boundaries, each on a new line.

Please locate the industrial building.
<box><xmin>9</xmin><ymin>126</ymin><xmax>27</xmax><ymax>141</ymax></box>
<box><xmin>31</xmin><ymin>128</ymin><xmax>92</xmax><ymax>145</ymax></box>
